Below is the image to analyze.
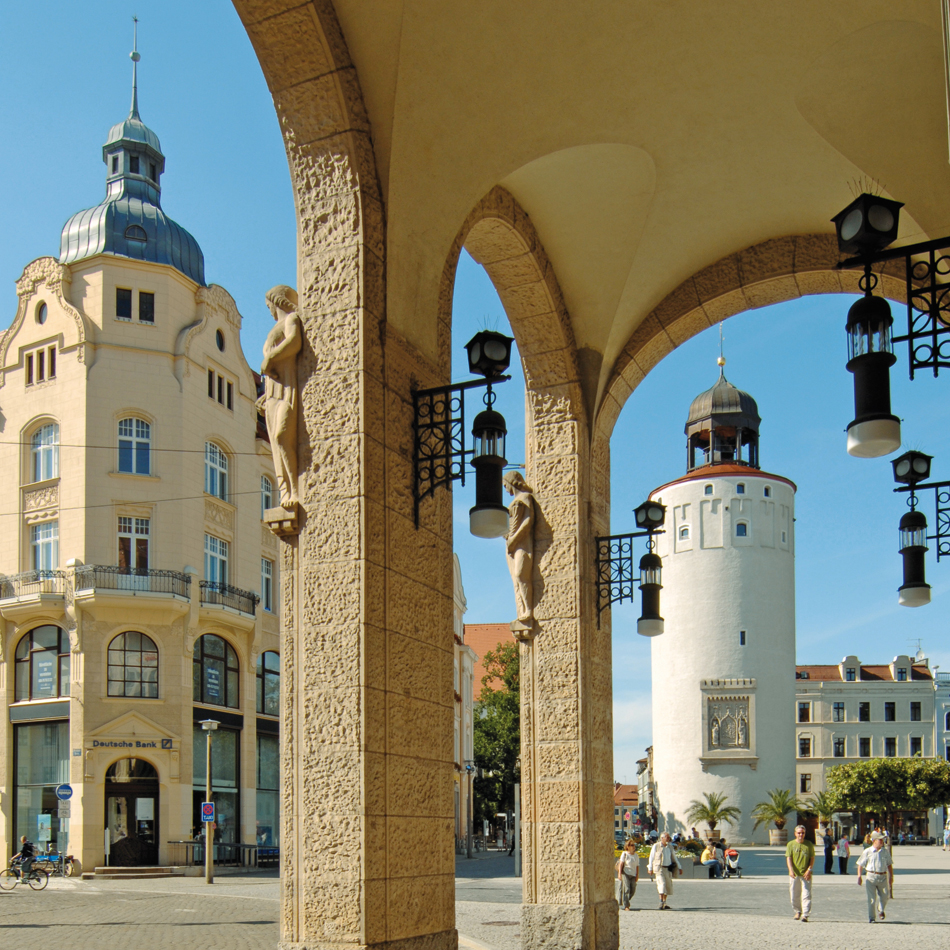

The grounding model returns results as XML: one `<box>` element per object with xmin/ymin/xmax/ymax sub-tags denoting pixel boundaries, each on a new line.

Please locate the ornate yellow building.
<box><xmin>0</xmin><ymin>69</ymin><xmax>279</xmax><ymax>872</ymax></box>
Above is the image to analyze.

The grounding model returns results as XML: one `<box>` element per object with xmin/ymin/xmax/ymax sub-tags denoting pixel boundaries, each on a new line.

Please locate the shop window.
<box><xmin>833</xmin><ymin>737</ymin><xmax>845</xmax><ymax>757</ymax></box>
<box><xmin>261</xmin><ymin>475</ymin><xmax>274</xmax><ymax>517</ymax></box>
<box><xmin>15</xmin><ymin>626</ymin><xmax>70</xmax><ymax>701</ymax></box>
<box><xmin>261</xmin><ymin>558</ymin><xmax>274</xmax><ymax>613</ymax></box>
<box><xmin>833</xmin><ymin>702</ymin><xmax>845</xmax><ymax>722</ymax></box>
<box><xmin>30</xmin><ymin>423</ymin><xmax>59</xmax><ymax>482</ymax></box>
<box><xmin>14</xmin><ymin>721</ymin><xmax>69</xmax><ymax>852</ymax></box>
<box><xmin>859</xmin><ymin>737</ymin><xmax>871</xmax><ymax>757</ymax></box>
<box><xmin>204</xmin><ymin>534</ymin><xmax>228</xmax><ymax>585</ymax></box>
<box><xmin>107</xmin><ymin>631</ymin><xmax>159</xmax><ymax>698</ymax></box>
<box><xmin>859</xmin><ymin>702</ymin><xmax>870</xmax><ymax>722</ymax></box>
<box><xmin>910</xmin><ymin>701</ymin><xmax>921</xmax><ymax>722</ymax></box>
<box><xmin>193</xmin><ymin>634</ymin><xmax>239</xmax><ymax>708</ymax></box>
<box><xmin>798</xmin><ymin>702</ymin><xmax>810</xmax><ymax>723</ymax></box>
<box><xmin>910</xmin><ymin>737</ymin><xmax>922</xmax><ymax>756</ymax></box>
<box><xmin>31</xmin><ymin>521</ymin><xmax>59</xmax><ymax>572</ymax></box>
<box><xmin>256</xmin><ymin>733</ymin><xmax>280</xmax><ymax>846</ymax></box>
<box><xmin>884</xmin><ymin>737</ymin><xmax>897</xmax><ymax>757</ymax></box>
<box><xmin>884</xmin><ymin>702</ymin><xmax>895</xmax><ymax>722</ymax></box>
<box><xmin>118</xmin><ymin>418</ymin><xmax>151</xmax><ymax>475</ymax></box>
<box><xmin>193</xmin><ymin>724</ymin><xmax>239</xmax><ymax>844</ymax></box>
<box><xmin>798</xmin><ymin>737</ymin><xmax>811</xmax><ymax>758</ymax></box>
<box><xmin>204</xmin><ymin>442</ymin><xmax>229</xmax><ymax>501</ymax></box>
<box><xmin>799</xmin><ymin>773</ymin><xmax>811</xmax><ymax>793</ymax></box>
<box><xmin>257</xmin><ymin>651</ymin><xmax>280</xmax><ymax>717</ymax></box>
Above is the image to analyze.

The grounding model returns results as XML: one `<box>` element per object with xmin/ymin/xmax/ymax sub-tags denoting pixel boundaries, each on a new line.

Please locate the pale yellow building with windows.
<box><xmin>0</xmin><ymin>78</ymin><xmax>280</xmax><ymax>872</ymax></box>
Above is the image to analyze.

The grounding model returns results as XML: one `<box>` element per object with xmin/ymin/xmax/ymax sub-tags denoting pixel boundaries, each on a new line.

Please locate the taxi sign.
<box><xmin>201</xmin><ymin>802</ymin><xmax>215</xmax><ymax>823</ymax></box>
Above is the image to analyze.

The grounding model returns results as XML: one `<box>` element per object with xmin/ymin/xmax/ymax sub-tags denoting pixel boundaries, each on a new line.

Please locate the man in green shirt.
<box><xmin>786</xmin><ymin>825</ymin><xmax>816</xmax><ymax>921</ymax></box>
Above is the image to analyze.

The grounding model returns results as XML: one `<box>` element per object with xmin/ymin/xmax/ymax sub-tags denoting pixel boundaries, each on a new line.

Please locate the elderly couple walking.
<box><xmin>616</xmin><ymin>833</ymin><xmax>683</xmax><ymax>911</ymax></box>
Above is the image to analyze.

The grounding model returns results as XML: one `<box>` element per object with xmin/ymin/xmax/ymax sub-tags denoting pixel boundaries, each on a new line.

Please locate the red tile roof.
<box><xmin>464</xmin><ymin>623</ymin><xmax>516</xmax><ymax>698</ymax></box>
<box><xmin>614</xmin><ymin>784</ymin><xmax>638</xmax><ymax>806</ymax></box>
<box><xmin>796</xmin><ymin>664</ymin><xmax>933</xmax><ymax>682</ymax></box>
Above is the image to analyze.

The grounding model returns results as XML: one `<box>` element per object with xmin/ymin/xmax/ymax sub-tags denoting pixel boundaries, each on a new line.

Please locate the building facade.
<box><xmin>612</xmin><ymin>784</ymin><xmax>638</xmax><ymax>839</ymax></box>
<box><xmin>649</xmin><ymin>368</ymin><xmax>797</xmax><ymax>844</ymax></box>
<box><xmin>796</xmin><ymin>654</ymin><xmax>938</xmax><ymax>837</ymax></box>
<box><xmin>452</xmin><ymin>556</ymin><xmax>476</xmax><ymax>843</ymax></box>
<box><xmin>0</xmin><ymin>73</ymin><xmax>279</xmax><ymax>871</ymax></box>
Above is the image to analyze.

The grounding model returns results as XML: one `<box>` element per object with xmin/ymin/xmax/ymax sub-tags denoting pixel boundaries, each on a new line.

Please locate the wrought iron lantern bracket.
<box><xmin>412</xmin><ymin>375</ymin><xmax>511</xmax><ymax>527</ymax></box>
<box><xmin>894</xmin><ymin>480</ymin><xmax>950</xmax><ymax>560</ymax></box>
<box><xmin>837</xmin><ymin>234</ymin><xmax>950</xmax><ymax>380</ymax></box>
<box><xmin>595</xmin><ymin>529</ymin><xmax>664</xmax><ymax>626</ymax></box>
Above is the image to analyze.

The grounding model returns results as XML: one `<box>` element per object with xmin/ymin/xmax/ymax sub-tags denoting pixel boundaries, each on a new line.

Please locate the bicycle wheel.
<box><xmin>0</xmin><ymin>869</ymin><xmax>18</xmax><ymax>889</ymax></box>
<box><xmin>28</xmin><ymin>869</ymin><xmax>48</xmax><ymax>890</ymax></box>
<box><xmin>63</xmin><ymin>861</ymin><xmax>73</xmax><ymax>877</ymax></box>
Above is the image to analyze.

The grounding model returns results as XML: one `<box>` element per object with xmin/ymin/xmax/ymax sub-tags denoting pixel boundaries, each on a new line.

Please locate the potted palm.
<box><xmin>751</xmin><ymin>788</ymin><xmax>800</xmax><ymax>846</ymax></box>
<box><xmin>804</xmin><ymin>791</ymin><xmax>838</xmax><ymax>837</ymax></box>
<box><xmin>685</xmin><ymin>791</ymin><xmax>741</xmax><ymax>843</ymax></box>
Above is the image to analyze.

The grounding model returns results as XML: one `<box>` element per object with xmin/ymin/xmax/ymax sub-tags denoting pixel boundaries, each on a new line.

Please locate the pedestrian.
<box><xmin>943</xmin><ymin>824</ymin><xmax>949</xmax><ymax>851</ymax></box>
<box><xmin>856</xmin><ymin>832</ymin><xmax>893</xmax><ymax>923</ymax></box>
<box><xmin>786</xmin><ymin>825</ymin><xmax>815</xmax><ymax>922</ymax></box>
<box><xmin>690</xmin><ymin>826</ymin><xmax>699</xmax><ymax>840</ymax></box>
<box><xmin>836</xmin><ymin>833</ymin><xmax>851</xmax><ymax>875</ymax></box>
<box><xmin>616</xmin><ymin>839</ymin><xmax>640</xmax><ymax>911</ymax></box>
<box><xmin>700</xmin><ymin>841</ymin><xmax>723</xmax><ymax>878</ymax></box>
<box><xmin>648</xmin><ymin>832</ymin><xmax>682</xmax><ymax>910</ymax></box>
<box><xmin>822</xmin><ymin>829</ymin><xmax>835</xmax><ymax>874</ymax></box>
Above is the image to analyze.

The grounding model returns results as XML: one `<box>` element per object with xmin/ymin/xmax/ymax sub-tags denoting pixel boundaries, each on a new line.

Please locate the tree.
<box><xmin>751</xmin><ymin>788</ymin><xmax>801</xmax><ymax>832</ymax></box>
<box><xmin>472</xmin><ymin>641</ymin><xmax>520</xmax><ymax>826</ymax></box>
<box><xmin>685</xmin><ymin>791</ymin><xmax>741</xmax><ymax>836</ymax></box>
<box><xmin>826</xmin><ymin>758</ymin><xmax>950</xmax><ymax>834</ymax></box>
<box><xmin>801</xmin><ymin>790</ymin><xmax>839</xmax><ymax>826</ymax></box>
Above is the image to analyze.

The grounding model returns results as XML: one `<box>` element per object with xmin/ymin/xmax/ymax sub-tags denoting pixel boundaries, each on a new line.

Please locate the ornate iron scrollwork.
<box><xmin>594</xmin><ymin>530</ymin><xmax>662</xmax><ymax>625</ymax></box>
<box><xmin>896</xmin><ymin>481</ymin><xmax>950</xmax><ymax>561</ymax></box>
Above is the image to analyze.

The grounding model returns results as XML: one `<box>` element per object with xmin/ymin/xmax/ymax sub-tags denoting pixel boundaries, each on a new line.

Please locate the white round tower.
<box><xmin>648</xmin><ymin>367</ymin><xmax>796</xmax><ymax>844</ymax></box>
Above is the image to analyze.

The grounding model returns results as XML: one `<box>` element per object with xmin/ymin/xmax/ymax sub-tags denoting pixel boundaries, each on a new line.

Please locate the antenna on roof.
<box><xmin>130</xmin><ymin>15</ymin><xmax>141</xmax><ymax>119</ymax></box>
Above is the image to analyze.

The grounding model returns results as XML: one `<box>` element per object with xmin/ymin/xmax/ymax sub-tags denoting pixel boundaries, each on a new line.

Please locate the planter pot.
<box><xmin>769</xmin><ymin>828</ymin><xmax>788</xmax><ymax>846</ymax></box>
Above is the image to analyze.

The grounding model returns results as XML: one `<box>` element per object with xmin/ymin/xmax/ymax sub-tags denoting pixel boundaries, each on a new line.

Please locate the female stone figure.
<box><xmin>259</xmin><ymin>285</ymin><xmax>302</xmax><ymax>509</ymax></box>
<box><xmin>503</xmin><ymin>470</ymin><xmax>535</xmax><ymax>632</ymax></box>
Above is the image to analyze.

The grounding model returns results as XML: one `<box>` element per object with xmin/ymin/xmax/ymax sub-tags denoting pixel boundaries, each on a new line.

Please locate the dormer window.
<box><xmin>846</xmin><ymin>667</ymin><xmax>856</xmax><ymax>682</ymax></box>
<box><xmin>130</xmin><ymin>155</ymin><xmax>140</xmax><ymax>175</ymax></box>
<box><xmin>896</xmin><ymin>668</ymin><xmax>907</xmax><ymax>681</ymax></box>
<box><xmin>125</xmin><ymin>225</ymin><xmax>147</xmax><ymax>243</ymax></box>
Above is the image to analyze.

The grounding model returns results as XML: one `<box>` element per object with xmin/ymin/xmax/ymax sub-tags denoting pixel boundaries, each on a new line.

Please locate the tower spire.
<box><xmin>130</xmin><ymin>16</ymin><xmax>141</xmax><ymax>119</ymax></box>
<box><xmin>717</xmin><ymin>321</ymin><xmax>726</xmax><ymax>376</ymax></box>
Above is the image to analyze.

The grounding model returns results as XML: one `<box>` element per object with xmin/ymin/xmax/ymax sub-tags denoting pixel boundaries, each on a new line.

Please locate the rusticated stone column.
<box><xmin>236</xmin><ymin>3</ymin><xmax>456</xmax><ymax>949</ymax></box>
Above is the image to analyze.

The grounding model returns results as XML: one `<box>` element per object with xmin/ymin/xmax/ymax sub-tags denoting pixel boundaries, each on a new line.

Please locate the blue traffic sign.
<box><xmin>201</xmin><ymin>802</ymin><xmax>215</xmax><ymax>823</ymax></box>
<box><xmin>55</xmin><ymin>784</ymin><xmax>73</xmax><ymax>801</ymax></box>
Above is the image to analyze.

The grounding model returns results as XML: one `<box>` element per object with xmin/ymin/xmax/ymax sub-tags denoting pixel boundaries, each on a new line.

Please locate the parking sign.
<box><xmin>201</xmin><ymin>802</ymin><xmax>215</xmax><ymax>823</ymax></box>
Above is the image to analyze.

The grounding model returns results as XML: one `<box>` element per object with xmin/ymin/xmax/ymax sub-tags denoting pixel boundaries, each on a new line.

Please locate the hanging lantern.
<box><xmin>831</xmin><ymin>193</ymin><xmax>903</xmax><ymax>256</ymax></box>
<box><xmin>891</xmin><ymin>450</ymin><xmax>932</xmax><ymax>486</ymax></box>
<box><xmin>845</xmin><ymin>294</ymin><xmax>901</xmax><ymax>457</ymax></box>
<box><xmin>637</xmin><ymin>552</ymin><xmax>664</xmax><ymax>637</ymax></box>
<box><xmin>634</xmin><ymin>500</ymin><xmax>666</xmax><ymax>531</ymax></box>
<box><xmin>469</xmin><ymin>406</ymin><xmax>509</xmax><ymax>538</ymax></box>
<box><xmin>465</xmin><ymin>330</ymin><xmax>514</xmax><ymax>379</ymax></box>
<box><xmin>898</xmin><ymin>510</ymin><xmax>931</xmax><ymax>607</ymax></box>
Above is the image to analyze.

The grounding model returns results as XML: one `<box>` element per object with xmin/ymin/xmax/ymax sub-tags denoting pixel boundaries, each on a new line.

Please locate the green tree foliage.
<box><xmin>751</xmin><ymin>788</ymin><xmax>801</xmax><ymax>831</ymax></box>
<box><xmin>826</xmin><ymin>758</ymin><xmax>950</xmax><ymax>832</ymax></box>
<box><xmin>472</xmin><ymin>641</ymin><xmax>520</xmax><ymax>824</ymax></box>
<box><xmin>685</xmin><ymin>791</ymin><xmax>742</xmax><ymax>834</ymax></box>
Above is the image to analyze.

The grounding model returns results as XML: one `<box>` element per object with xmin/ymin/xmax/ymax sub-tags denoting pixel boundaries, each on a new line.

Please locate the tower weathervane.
<box><xmin>717</xmin><ymin>321</ymin><xmax>726</xmax><ymax>372</ymax></box>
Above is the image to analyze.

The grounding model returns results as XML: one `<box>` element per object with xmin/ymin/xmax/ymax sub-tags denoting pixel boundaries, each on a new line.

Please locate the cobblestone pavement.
<box><xmin>1</xmin><ymin>849</ymin><xmax>946</xmax><ymax>950</ymax></box>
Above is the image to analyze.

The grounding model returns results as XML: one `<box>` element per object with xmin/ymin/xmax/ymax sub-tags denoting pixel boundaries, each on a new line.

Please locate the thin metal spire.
<box><xmin>130</xmin><ymin>16</ymin><xmax>141</xmax><ymax>118</ymax></box>
<box><xmin>717</xmin><ymin>321</ymin><xmax>726</xmax><ymax>375</ymax></box>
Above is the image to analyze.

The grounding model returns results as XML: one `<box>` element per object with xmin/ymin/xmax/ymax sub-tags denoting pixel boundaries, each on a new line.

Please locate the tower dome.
<box><xmin>685</xmin><ymin>367</ymin><xmax>761</xmax><ymax>471</ymax></box>
<box><xmin>58</xmin><ymin>41</ymin><xmax>205</xmax><ymax>285</ymax></box>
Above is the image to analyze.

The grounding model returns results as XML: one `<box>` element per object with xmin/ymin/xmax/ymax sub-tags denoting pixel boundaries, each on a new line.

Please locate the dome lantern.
<box><xmin>684</xmin><ymin>365</ymin><xmax>761</xmax><ymax>472</ymax></box>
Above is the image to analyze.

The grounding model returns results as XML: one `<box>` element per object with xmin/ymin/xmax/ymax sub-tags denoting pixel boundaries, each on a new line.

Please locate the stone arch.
<box><xmin>594</xmin><ymin>233</ymin><xmax>908</xmax><ymax>453</ymax></box>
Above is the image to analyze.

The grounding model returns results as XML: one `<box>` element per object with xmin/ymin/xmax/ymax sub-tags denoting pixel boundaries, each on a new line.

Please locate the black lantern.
<box><xmin>832</xmin><ymin>193</ymin><xmax>903</xmax><ymax>256</ymax></box>
<box><xmin>637</xmin><ymin>552</ymin><xmax>664</xmax><ymax>637</ymax></box>
<box><xmin>892</xmin><ymin>450</ymin><xmax>932</xmax><ymax>486</ymax></box>
<box><xmin>634</xmin><ymin>500</ymin><xmax>666</xmax><ymax>531</ymax></box>
<box><xmin>845</xmin><ymin>294</ymin><xmax>901</xmax><ymax>457</ymax></box>
<box><xmin>469</xmin><ymin>405</ymin><xmax>509</xmax><ymax>538</ymax></box>
<box><xmin>465</xmin><ymin>330</ymin><xmax>514</xmax><ymax>380</ymax></box>
<box><xmin>898</xmin><ymin>509</ymin><xmax>931</xmax><ymax>607</ymax></box>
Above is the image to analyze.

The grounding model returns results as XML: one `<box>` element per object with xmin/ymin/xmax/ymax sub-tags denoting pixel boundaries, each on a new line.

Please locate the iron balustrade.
<box><xmin>199</xmin><ymin>580</ymin><xmax>259</xmax><ymax>615</ymax></box>
<box><xmin>73</xmin><ymin>565</ymin><xmax>191</xmax><ymax>598</ymax></box>
<box><xmin>0</xmin><ymin>570</ymin><xmax>67</xmax><ymax>599</ymax></box>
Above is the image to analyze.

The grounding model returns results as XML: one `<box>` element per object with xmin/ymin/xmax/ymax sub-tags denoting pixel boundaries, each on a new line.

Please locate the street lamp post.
<box><xmin>465</xmin><ymin>761</ymin><xmax>476</xmax><ymax>859</ymax></box>
<box><xmin>200</xmin><ymin>719</ymin><xmax>219</xmax><ymax>884</ymax></box>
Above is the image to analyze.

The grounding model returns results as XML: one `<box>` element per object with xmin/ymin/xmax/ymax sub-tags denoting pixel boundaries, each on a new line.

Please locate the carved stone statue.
<box><xmin>504</xmin><ymin>470</ymin><xmax>535</xmax><ymax>637</ymax></box>
<box><xmin>258</xmin><ymin>285</ymin><xmax>302</xmax><ymax>524</ymax></box>
<box><xmin>711</xmin><ymin>718</ymin><xmax>720</xmax><ymax>748</ymax></box>
<box><xmin>737</xmin><ymin>712</ymin><xmax>748</xmax><ymax>748</ymax></box>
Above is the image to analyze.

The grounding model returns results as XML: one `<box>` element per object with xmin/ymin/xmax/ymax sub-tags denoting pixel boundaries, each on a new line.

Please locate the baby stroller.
<box><xmin>723</xmin><ymin>848</ymin><xmax>742</xmax><ymax>878</ymax></box>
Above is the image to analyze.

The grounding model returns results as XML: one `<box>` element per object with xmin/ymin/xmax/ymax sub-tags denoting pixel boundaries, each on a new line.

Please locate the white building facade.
<box><xmin>649</xmin><ymin>370</ymin><xmax>796</xmax><ymax>844</ymax></box>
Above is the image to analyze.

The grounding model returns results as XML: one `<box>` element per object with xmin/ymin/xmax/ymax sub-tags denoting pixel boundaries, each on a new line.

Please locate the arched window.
<box><xmin>261</xmin><ymin>475</ymin><xmax>274</xmax><ymax>517</ymax></box>
<box><xmin>193</xmin><ymin>634</ymin><xmax>239</xmax><ymax>708</ymax></box>
<box><xmin>118</xmin><ymin>418</ymin><xmax>151</xmax><ymax>474</ymax></box>
<box><xmin>257</xmin><ymin>651</ymin><xmax>280</xmax><ymax>716</ymax></box>
<box><xmin>108</xmin><ymin>632</ymin><xmax>159</xmax><ymax>698</ymax></box>
<box><xmin>678</xmin><ymin>526</ymin><xmax>690</xmax><ymax>540</ymax></box>
<box><xmin>736</xmin><ymin>522</ymin><xmax>748</xmax><ymax>537</ymax></box>
<box><xmin>31</xmin><ymin>423</ymin><xmax>59</xmax><ymax>482</ymax></box>
<box><xmin>15</xmin><ymin>625</ymin><xmax>70</xmax><ymax>701</ymax></box>
<box><xmin>205</xmin><ymin>442</ymin><xmax>228</xmax><ymax>501</ymax></box>
<box><xmin>704</xmin><ymin>484</ymin><xmax>713</xmax><ymax>496</ymax></box>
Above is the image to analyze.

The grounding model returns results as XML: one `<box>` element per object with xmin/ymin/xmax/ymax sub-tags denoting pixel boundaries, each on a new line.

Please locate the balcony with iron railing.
<box><xmin>199</xmin><ymin>580</ymin><xmax>259</xmax><ymax>617</ymax></box>
<box><xmin>72</xmin><ymin>565</ymin><xmax>193</xmax><ymax>620</ymax></box>
<box><xmin>0</xmin><ymin>570</ymin><xmax>69</xmax><ymax>622</ymax></box>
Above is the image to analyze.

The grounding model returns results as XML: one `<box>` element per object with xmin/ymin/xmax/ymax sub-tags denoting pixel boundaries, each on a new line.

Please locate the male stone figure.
<box><xmin>259</xmin><ymin>285</ymin><xmax>302</xmax><ymax>512</ymax></box>
<box><xmin>504</xmin><ymin>470</ymin><xmax>535</xmax><ymax>636</ymax></box>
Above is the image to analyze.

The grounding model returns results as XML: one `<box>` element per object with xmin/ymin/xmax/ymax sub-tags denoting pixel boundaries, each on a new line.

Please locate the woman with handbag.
<box><xmin>616</xmin><ymin>839</ymin><xmax>640</xmax><ymax>910</ymax></box>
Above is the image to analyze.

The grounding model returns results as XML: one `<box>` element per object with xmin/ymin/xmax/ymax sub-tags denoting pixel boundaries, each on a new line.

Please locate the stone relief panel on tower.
<box><xmin>708</xmin><ymin>698</ymin><xmax>751</xmax><ymax>750</ymax></box>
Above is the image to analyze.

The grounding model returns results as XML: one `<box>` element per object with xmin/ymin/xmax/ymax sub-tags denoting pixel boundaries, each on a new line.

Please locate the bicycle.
<box><xmin>0</xmin><ymin>859</ymin><xmax>49</xmax><ymax>890</ymax></box>
<box><xmin>33</xmin><ymin>850</ymin><xmax>74</xmax><ymax>877</ymax></box>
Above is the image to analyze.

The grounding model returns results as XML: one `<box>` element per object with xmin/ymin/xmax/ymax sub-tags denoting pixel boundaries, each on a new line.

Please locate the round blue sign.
<box><xmin>55</xmin><ymin>784</ymin><xmax>73</xmax><ymax>801</ymax></box>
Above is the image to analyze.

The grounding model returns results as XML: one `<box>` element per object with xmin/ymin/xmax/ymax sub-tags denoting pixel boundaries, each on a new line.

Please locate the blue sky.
<box><xmin>3</xmin><ymin>3</ymin><xmax>946</xmax><ymax>782</ymax></box>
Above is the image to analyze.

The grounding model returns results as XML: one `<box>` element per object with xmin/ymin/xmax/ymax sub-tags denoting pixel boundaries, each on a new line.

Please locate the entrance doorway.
<box><xmin>104</xmin><ymin>758</ymin><xmax>159</xmax><ymax>866</ymax></box>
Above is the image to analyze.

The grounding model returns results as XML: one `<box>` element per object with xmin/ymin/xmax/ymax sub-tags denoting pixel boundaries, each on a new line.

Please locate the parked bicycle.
<box><xmin>33</xmin><ymin>850</ymin><xmax>74</xmax><ymax>877</ymax></box>
<box><xmin>0</xmin><ymin>858</ymin><xmax>49</xmax><ymax>890</ymax></box>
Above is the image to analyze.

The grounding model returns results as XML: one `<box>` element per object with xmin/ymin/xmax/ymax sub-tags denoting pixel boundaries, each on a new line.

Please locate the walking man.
<box><xmin>822</xmin><ymin>829</ymin><xmax>835</xmax><ymax>874</ymax></box>
<box><xmin>856</xmin><ymin>832</ymin><xmax>894</xmax><ymax>923</ymax></box>
<box><xmin>786</xmin><ymin>825</ymin><xmax>815</xmax><ymax>922</ymax></box>
<box><xmin>648</xmin><ymin>832</ymin><xmax>682</xmax><ymax>910</ymax></box>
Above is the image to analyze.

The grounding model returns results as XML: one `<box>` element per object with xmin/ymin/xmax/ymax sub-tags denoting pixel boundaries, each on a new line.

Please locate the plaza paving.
<box><xmin>0</xmin><ymin>848</ymin><xmax>947</xmax><ymax>950</ymax></box>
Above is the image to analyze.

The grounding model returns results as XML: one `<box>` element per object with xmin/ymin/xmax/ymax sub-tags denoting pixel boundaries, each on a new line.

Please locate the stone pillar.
<box><xmin>521</xmin><ymin>390</ymin><xmax>616</xmax><ymax>950</ymax></box>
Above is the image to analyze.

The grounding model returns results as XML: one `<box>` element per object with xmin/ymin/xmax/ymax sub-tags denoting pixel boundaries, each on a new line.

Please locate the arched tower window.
<box><xmin>15</xmin><ymin>625</ymin><xmax>70</xmax><ymax>701</ymax></box>
<box><xmin>261</xmin><ymin>475</ymin><xmax>274</xmax><ymax>517</ymax></box>
<box><xmin>118</xmin><ymin>418</ymin><xmax>151</xmax><ymax>474</ymax></box>
<box><xmin>108</xmin><ymin>632</ymin><xmax>159</xmax><ymax>698</ymax></box>
<box><xmin>31</xmin><ymin>423</ymin><xmax>60</xmax><ymax>482</ymax></box>
<box><xmin>257</xmin><ymin>651</ymin><xmax>280</xmax><ymax>716</ymax></box>
<box><xmin>204</xmin><ymin>442</ymin><xmax>229</xmax><ymax>501</ymax></box>
<box><xmin>193</xmin><ymin>634</ymin><xmax>239</xmax><ymax>708</ymax></box>
<box><xmin>736</xmin><ymin>522</ymin><xmax>748</xmax><ymax>538</ymax></box>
